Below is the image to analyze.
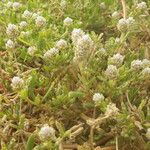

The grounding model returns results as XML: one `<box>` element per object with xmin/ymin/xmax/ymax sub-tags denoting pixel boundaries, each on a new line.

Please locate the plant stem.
<box><xmin>120</xmin><ymin>0</ymin><xmax>127</xmax><ymax>19</ymax></box>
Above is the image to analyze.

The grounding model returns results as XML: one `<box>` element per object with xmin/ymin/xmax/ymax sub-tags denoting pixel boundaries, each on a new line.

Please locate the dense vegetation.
<box><xmin>0</xmin><ymin>0</ymin><xmax>150</xmax><ymax>150</ymax></box>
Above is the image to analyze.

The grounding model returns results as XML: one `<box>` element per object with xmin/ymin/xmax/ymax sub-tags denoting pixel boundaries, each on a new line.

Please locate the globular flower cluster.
<box><xmin>136</xmin><ymin>2</ymin><xmax>147</xmax><ymax>11</ymax></box>
<box><xmin>5</xmin><ymin>39</ymin><xmax>15</xmax><ymax>49</ymax></box>
<box><xmin>27</xmin><ymin>46</ymin><xmax>37</xmax><ymax>56</ymax></box>
<box><xmin>71</xmin><ymin>29</ymin><xmax>94</xmax><ymax>63</ymax></box>
<box><xmin>117</xmin><ymin>17</ymin><xmax>135</xmax><ymax>32</ymax></box>
<box><xmin>38</xmin><ymin>124</ymin><xmax>56</xmax><ymax>141</ymax></box>
<box><xmin>93</xmin><ymin>93</ymin><xmax>104</xmax><ymax>104</ymax></box>
<box><xmin>7</xmin><ymin>2</ymin><xmax>22</xmax><ymax>10</ymax></box>
<box><xmin>22</xmin><ymin>10</ymin><xmax>33</xmax><ymax>19</ymax></box>
<box><xmin>6</xmin><ymin>24</ymin><xmax>19</xmax><ymax>38</ymax></box>
<box><xmin>105</xmin><ymin>103</ymin><xmax>119</xmax><ymax>117</ymax></box>
<box><xmin>19</xmin><ymin>21</ymin><xmax>28</xmax><ymax>29</ymax></box>
<box><xmin>111</xmin><ymin>11</ymin><xmax>120</xmax><ymax>19</ymax></box>
<box><xmin>55</xmin><ymin>39</ymin><xmax>67</xmax><ymax>50</ymax></box>
<box><xmin>105</xmin><ymin>65</ymin><xmax>118</xmax><ymax>79</ymax></box>
<box><xmin>131</xmin><ymin>59</ymin><xmax>143</xmax><ymax>71</ymax></box>
<box><xmin>43</xmin><ymin>48</ymin><xmax>59</xmax><ymax>60</ymax></box>
<box><xmin>63</xmin><ymin>17</ymin><xmax>73</xmax><ymax>26</ymax></box>
<box><xmin>131</xmin><ymin>59</ymin><xmax>150</xmax><ymax>79</ymax></box>
<box><xmin>35</xmin><ymin>16</ymin><xmax>46</xmax><ymax>27</ymax></box>
<box><xmin>11</xmin><ymin>76</ymin><xmax>24</xmax><ymax>90</ymax></box>
<box><xmin>109</xmin><ymin>53</ymin><xmax>124</xmax><ymax>67</ymax></box>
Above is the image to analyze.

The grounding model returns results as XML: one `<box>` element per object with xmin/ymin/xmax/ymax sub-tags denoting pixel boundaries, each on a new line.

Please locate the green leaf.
<box><xmin>26</xmin><ymin>134</ymin><xmax>35</xmax><ymax>150</ymax></box>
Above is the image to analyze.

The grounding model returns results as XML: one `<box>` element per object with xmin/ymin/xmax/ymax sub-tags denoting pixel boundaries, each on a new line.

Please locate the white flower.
<box><xmin>60</xmin><ymin>0</ymin><xmax>67</xmax><ymax>9</ymax></box>
<box><xmin>142</xmin><ymin>67</ymin><xmax>150</xmax><ymax>78</ymax></box>
<box><xmin>131</xmin><ymin>59</ymin><xmax>143</xmax><ymax>70</ymax></box>
<box><xmin>5</xmin><ymin>39</ymin><xmax>15</xmax><ymax>49</ymax></box>
<box><xmin>24</xmin><ymin>120</ymin><xmax>30</xmax><ymax>130</ymax></box>
<box><xmin>6</xmin><ymin>2</ymin><xmax>13</xmax><ymax>8</ymax></box>
<box><xmin>109</xmin><ymin>53</ymin><xmax>124</xmax><ymax>67</ymax></box>
<box><xmin>112</xmin><ymin>11</ymin><xmax>120</xmax><ymax>19</ymax></box>
<box><xmin>35</xmin><ymin>16</ymin><xmax>46</xmax><ymax>27</ymax></box>
<box><xmin>115</xmin><ymin>37</ymin><xmax>120</xmax><ymax>43</ymax></box>
<box><xmin>56</xmin><ymin>39</ymin><xmax>67</xmax><ymax>50</ymax></box>
<box><xmin>137</xmin><ymin>2</ymin><xmax>147</xmax><ymax>10</ymax></box>
<box><xmin>11</xmin><ymin>76</ymin><xmax>24</xmax><ymax>90</ymax></box>
<box><xmin>39</xmin><ymin>124</ymin><xmax>56</xmax><ymax>141</ymax></box>
<box><xmin>146</xmin><ymin>128</ymin><xmax>150</xmax><ymax>140</ymax></box>
<box><xmin>117</xmin><ymin>18</ymin><xmax>128</xmax><ymax>32</ymax></box>
<box><xmin>73</xmin><ymin>34</ymin><xmax>94</xmax><ymax>62</ymax></box>
<box><xmin>43</xmin><ymin>48</ymin><xmax>59</xmax><ymax>60</ymax></box>
<box><xmin>63</xmin><ymin>17</ymin><xmax>73</xmax><ymax>26</ymax></box>
<box><xmin>105</xmin><ymin>65</ymin><xmax>118</xmax><ymax>79</ymax></box>
<box><xmin>105</xmin><ymin>103</ymin><xmax>119</xmax><ymax>117</ymax></box>
<box><xmin>99</xmin><ymin>2</ymin><xmax>106</xmax><ymax>9</ymax></box>
<box><xmin>22</xmin><ymin>10</ymin><xmax>32</xmax><ymax>19</ymax></box>
<box><xmin>19</xmin><ymin>21</ymin><xmax>28</xmax><ymax>29</ymax></box>
<box><xmin>142</xmin><ymin>59</ymin><xmax>150</xmax><ymax>68</ymax></box>
<box><xmin>71</xmin><ymin>28</ymin><xmax>85</xmax><ymax>44</ymax></box>
<box><xmin>126</xmin><ymin>17</ymin><xmax>135</xmax><ymax>26</ymax></box>
<box><xmin>6</xmin><ymin>24</ymin><xmax>19</xmax><ymax>38</ymax></box>
<box><xmin>27</xmin><ymin>46</ymin><xmax>37</xmax><ymax>56</ymax></box>
<box><xmin>21</xmin><ymin>31</ymin><xmax>31</xmax><ymax>37</ymax></box>
<box><xmin>98</xmin><ymin>48</ymin><xmax>107</xmax><ymax>55</ymax></box>
<box><xmin>32</xmin><ymin>13</ymin><xmax>39</xmax><ymax>19</ymax></box>
<box><xmin>93</xmin><ymin>93</ymin><xmax>104</xmax><ymax>103</ymax></box>
<box><xmin>12</xmin><ymin>2</ymin><xmax>22</xmax><ymax>11</ymax></box>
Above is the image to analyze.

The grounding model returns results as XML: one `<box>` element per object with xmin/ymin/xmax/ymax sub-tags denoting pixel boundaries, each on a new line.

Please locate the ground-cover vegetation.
<box><xmin>0</xmin><ymin>0</ymin><xmax>150</xmax><ymax>150</ymax></box>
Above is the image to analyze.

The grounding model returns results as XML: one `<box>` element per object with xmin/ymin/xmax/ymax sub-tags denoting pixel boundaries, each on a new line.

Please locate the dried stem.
<box><xmin>120</xmin><ymin>0</ymin><xmax>127</xmax><ymax>19</ymax></box>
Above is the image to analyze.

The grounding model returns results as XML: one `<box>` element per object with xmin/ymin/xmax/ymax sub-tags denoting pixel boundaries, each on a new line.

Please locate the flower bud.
<box><xmin>63</xmin><ymin>17</ymin><xmax>73</xmax><ymax>26</ymax></box>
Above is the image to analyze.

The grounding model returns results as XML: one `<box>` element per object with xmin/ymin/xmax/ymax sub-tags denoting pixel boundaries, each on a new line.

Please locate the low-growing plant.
<box><xmin>0</xmin><ymin>0</ymin><xmax>150</xmax><ymax>150</ymax></box>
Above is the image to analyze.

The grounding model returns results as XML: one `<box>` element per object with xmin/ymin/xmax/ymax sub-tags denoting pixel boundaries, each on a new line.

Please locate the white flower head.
<box><xmin>39</xmin><ymin>124</ymin><xmax>56</xmax><ymax>141</ymax></box>
<box><xmin>137</xmin><ymin>2</ymin><xmax>147</xmax><ymax>10</ymax></box>
<box><xmin>117</xmin><ymin>18</ymin><xmax>128</xmax><ymax>32</ymax></box>
<box><xmin>6</xmin><ymin>24</ymin><xmax>19</xmax><ymax>38</ymax></box>
<box><xmin>43</xmin><ymin>48</ymin><xmax>59</xmax><ymax>60</ymax></box>
<box><xmin>105</xmin><ymin>103</ymin><xmax>119</xmax><ymax>117</ymax></box>
<box><xmin>99</xmin><ymin>48</ymin><xmax>107</xmax><ymax>55</ymax></box>
<box><xmin>146</xmin><ymin>128</ymin><xmax>150</xmax><ymax>140</ymax></box>
<box><xmin>35</xmin><ymin>16</ymin><xmax>46</xmax><ymax>27</ymax></box>
<box><xmin>73</xmin><ymin>34</ymin><xmax>94</xmax><ymax>62</ymax></box>
<box><xmin>93</xmin><ymin>93</ymin><xmax>104</xmax><ymax>103</ymax></box>
<box><xmin>11</xmin><ymin>76</ymin><xmax>24</xmax><ymax>90</ymax></box>
<box><xmin>19</xmin><ymin>21</ymin><xmax>28</xmax><ymax>29</ymax></box>
<box><xmin>142</xmin><ymin>67</ymin><xmax>150</xmax><ymax>78</ymax></box>
<box><xmin>56</xmin><ymin>39</ymin><xmax>67</xmax><ymax>50</ymax></box>
<box><xmin>60</xmin><ymin>0</ymin><xmax>67</xmax><ymax>9</ymax></box>
<box><xmin>115</xmin><ymin>37</ymin><xmax>120</xmax><ymax>43</ymax></box>
<box><xmin>112</xmin><ymin>11</ymin><xmax>120</xmax><ymax>19</ymax></box>
<box><xmin>27</xmin><ymin>46</ymin><xmax>37</xmax><ymax>56</ymax></box>
<box><xmin>131</xmin><ymin>59</ymin><xmax>143</xmax><ymax>70</ymax></box>
<box><xmin>99</xmin><ymin>2</ymin><xmax>106</xmax><ymax>9</ymax></box>
<box><xmin>126</xmin><ymin>17</ymin><xmax>135</xmax><ymax>28</ymax></box>
<box><xmin>71</xmin><ymin>28</ymin><xmax>85</xmax><ymax>44</ymax></box>
<box><xmin>63</xmin><ymin>17</ymin><xmax>73</xmax><ymax>26</ymax></box>
<box><xmin>5</xmin><ymin>39</ymin><xmax>15</xmax><ymax>49</ymax></box>
<box><xmin>12</xmin><ymin>2</ymin><xmax>22</xmax><ymax>11</ymax></box>
<box><xmin>21</xmin><ymin>31</ymin><xmax>31</xmax><ymax>37</ymax></box>
<box><xmin>22</xmin><ymin>10</ymin><xmax>32</xmax><ymax>19</ymax></box>
<box><xmin>142</xmin><ymin>59</ymin><xmax>150</xmax><ymax>68</ymax></box>
<box><xmin>105</xmin><ymin>65</ymin><xmax>118</xmax><ymax>79</ymax></box>
<box><xmin>109</xmin><ymin>53</ymin><xmax>124</xmax><ymax>67</ymax></box>
<box><xmin>6</xmin><ymin>2</ymin><xmax>13</xmax><ymax>8</ymax></box>
<box><xmin>32</xmin><ymin>13</ymin><xmax>39</xmax><ymax>19</ymax></box>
